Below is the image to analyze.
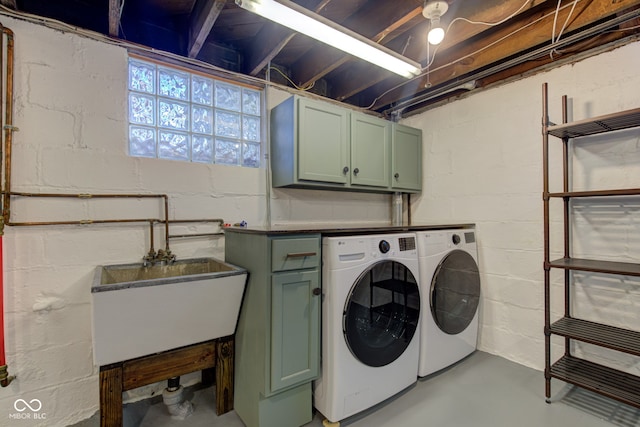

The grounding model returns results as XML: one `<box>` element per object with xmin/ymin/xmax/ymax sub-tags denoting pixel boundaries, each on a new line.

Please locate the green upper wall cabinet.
<box><xmin>270</xmin><ymin>96</ymin><xmax>421</xmax><ymax>193</ymax></box>
<box><xmin>392</xmin><ymin>124</ymin><xmax>422</xmax><ymax>192</ymax></box>
<box><xmin>351</xmin><ymin>112</ymin><xmax>390</xmax><ymax>188</ymax></box>
<box><xmin>297</xmin><ymin>97</ymin><xmax>349</xmax><ymax>184</ymax></box>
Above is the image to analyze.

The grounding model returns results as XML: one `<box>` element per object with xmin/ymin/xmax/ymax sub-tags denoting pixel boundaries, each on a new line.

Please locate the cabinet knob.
<box><xmin>353</xmin><ymin>168</ymin><xmax>359</xmax><ymax>175</ymax></box>
<box><xmin>394</xmin><ymin>172</ymin><xmax>400</xmax><ymax>179</ymax></box>
<box><xmin>343</xmin><ymin>166</ymin><xmax>349</xmax><ymax>174</ymax></box>
<box><xmin>312</xmin><ymin>287</ymin><xmax>321</xmax><ymax>296</ymax></box>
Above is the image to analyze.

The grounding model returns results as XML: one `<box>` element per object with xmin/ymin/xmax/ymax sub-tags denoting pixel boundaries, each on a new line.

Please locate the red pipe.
<box><xmin>0</xmin><ymin>235</ymin><xmax>4</xmax><ymax>367</ymax></box>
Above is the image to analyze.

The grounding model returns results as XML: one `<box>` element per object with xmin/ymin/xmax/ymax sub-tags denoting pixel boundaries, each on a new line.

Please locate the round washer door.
<box><xmin>343</xmin><ymin>260</ymin><xmax>420</xmax><ymax>367</ymax></box>
<box><xmin>430</xmin><ymin>249</ymin><xmax>480</xmax><ymax>335</ymax></box>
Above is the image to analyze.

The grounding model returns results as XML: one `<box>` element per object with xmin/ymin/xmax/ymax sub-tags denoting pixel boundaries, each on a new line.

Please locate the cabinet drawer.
<box><xmin>271</xmin><ymin>238</ymin><xmax>320</xmax><ymax>272</ymax></box>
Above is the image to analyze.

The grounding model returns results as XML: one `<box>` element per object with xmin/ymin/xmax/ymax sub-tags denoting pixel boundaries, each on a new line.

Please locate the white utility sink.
<box><xmin>91</xmin><ymin>257</ymin><xmax>247</xmax><ymax>366</ymax></box>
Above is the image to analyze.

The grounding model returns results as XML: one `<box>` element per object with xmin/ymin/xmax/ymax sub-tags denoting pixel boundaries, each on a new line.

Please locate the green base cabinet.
<box><xmin>225</xmin><ymin>231</ymin><xmax>321</xmax><ymax>427</ymax></box>
<box><xmin>271</xmin><ymin>96</ymin><xmax>420</xmax><ymax>193</ymax></box>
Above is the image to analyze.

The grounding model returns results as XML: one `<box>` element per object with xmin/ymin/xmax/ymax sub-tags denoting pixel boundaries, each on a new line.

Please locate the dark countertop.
<box><xmin>223</xmin><ymin>223</ymin><xmax>475</xmax><ymax>236</ymax></box>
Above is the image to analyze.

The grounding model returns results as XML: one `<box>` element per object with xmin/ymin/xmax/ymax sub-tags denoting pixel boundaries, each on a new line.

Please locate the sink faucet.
<box><xmin>156</xmin><ymin>248</ymin><xmax>177</xmax><ymax>265</ymax></box>
<box><xmin>142</xmin><ymin>248</ymin><xmax>177</xmax><ymax>267</ymax></box>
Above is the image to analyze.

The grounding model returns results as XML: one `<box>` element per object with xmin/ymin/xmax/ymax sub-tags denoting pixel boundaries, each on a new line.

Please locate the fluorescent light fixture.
<box><xmin>236</xmin><ymin>0</ymin><xmax>422</xmax><ymax>78</ymax></box>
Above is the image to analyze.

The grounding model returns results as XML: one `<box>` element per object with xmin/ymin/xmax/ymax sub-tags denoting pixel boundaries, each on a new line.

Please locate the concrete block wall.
<box><xmin>0</xmin><ymin>10</ymin><xmax>638</xmax><ymax>427</ymax></box>
<box><xmin>0</xmin><ymin>15</ymin><xmax>268</xmax><ymax>426</ymax></box>
<box><xmin>404</xmin><ymin>41</ymin><xmax>640</xmax><ymax>374</ymax></box>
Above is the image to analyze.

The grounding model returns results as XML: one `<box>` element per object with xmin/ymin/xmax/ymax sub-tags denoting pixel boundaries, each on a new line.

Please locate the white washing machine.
<box><xmin>314</xmin><ymin>233</ymin><xmax>421</xmax><ymax>424</ymax></box>
<box><xmin>416</xmin><ymin>228</ymin><xmax>480</xmax><ymax>377</ymax></box>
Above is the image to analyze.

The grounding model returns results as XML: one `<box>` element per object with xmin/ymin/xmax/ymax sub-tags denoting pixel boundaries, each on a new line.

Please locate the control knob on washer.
<box><xmin>452</xmin><ymin>234</ymin><xmax>461</xmax><ymax>245</ymax></box>
<box><xmin>378</xmin><ymin>240</ymin><xmax>391</xmax><ymax>254</ymax></box>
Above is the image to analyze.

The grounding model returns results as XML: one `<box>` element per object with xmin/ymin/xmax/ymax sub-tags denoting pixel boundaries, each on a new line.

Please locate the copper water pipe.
<box><xmin>0</xmin><ymin>24</ymin><xmax>13</xmax><ymax>388</ymax></box>
<box><xmin>8</xmin><ymin>218</ymin><xmax>162</xmax><ymax>227</ymax></box>
<box><xmin>6</xmin><ymin>192</ymin><xmax>171</xmax><ymax>252</ymax></box>
<box><xmin>2</xmin><ymin>26</ymin><xmax>13</xmax><ymax>227</ymax></box>
<box><xmin>164</xmin><ymin>218</ymin><xmax>225</xmax><ymax>239</ymax></box>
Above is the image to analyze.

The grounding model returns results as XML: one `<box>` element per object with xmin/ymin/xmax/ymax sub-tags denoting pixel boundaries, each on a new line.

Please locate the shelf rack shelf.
<box><xmin>542</xmin><ymin>82</ymin><xmax>640</xmax><ymax>409</ymax></box>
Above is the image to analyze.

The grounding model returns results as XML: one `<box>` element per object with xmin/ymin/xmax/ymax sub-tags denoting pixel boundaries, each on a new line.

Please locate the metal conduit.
<box><xmin>386</xmin><ymin>8</ymin><xmax>640</xmax><ymax>117</ymax></box>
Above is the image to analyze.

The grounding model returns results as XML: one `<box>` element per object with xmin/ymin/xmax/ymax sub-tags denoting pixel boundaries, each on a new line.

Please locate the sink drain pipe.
<box><xmin>162</xmin><ymin>376</ymin><xmax>193</xmax><ymax>420</ymax></box>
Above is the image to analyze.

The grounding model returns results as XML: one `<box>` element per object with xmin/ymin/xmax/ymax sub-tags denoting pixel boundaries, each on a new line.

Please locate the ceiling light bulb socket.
<box><xmin>423</xmin><ymin>1</ymin><xmax>449</xmax><ymax>20</ymax></box>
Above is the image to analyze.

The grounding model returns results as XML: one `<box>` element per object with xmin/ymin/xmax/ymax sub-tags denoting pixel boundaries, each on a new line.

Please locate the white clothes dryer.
<box><xmin>416</xmin><ymin>228</ymin><xmax>480</xmax><ymax>377</ymax></box>
<box><xmin>314</xmin><ymin>233</ymin><xmax>420</xmax><ymax>424</ymax></box>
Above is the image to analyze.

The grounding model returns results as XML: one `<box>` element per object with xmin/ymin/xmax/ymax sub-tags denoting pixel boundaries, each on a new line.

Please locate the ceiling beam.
<box><xmin>108</xmin><ymin>0</ymin><xmax>121</xmax><ymax>37</ymax></box>
<box><xmin>329</xmin><ymin>0</ymin><xmax>550</xmax><ymax>104</ymax></box>
<box><xmin>291</xmin><ymin>3</ymin><xmax>425</xmax><ymax>89</ymax></box>
<box><xmin>243</xmin><ymin>0</ymin><xmax>335</xmax><ymax>76</ymax></box>
<box><xmin>369</xmin><ymin>0</ymin><xmax>640</xmax><ymax>110</ymax></box>
<box><xmin>188</xmin><ymin>0</ymin><xmax>226</xmax><ymax>59</ymax></box>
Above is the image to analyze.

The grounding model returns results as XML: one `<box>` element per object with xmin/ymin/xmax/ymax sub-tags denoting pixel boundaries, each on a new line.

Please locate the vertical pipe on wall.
<box><xmin>0</xmin><ymin>24</ymin><xmax>3</xmax><ymax>374</ymax></box>
<box><xmin>0</xmin><ymin>23</ymin><xmax>14</xmax><ymax>387</ymax></box>
<box><xmin>2</xmin><ymin>25</ymin><xmax>12</xmax><ymax>226</ymax></box>
<box><xmin>264</xmin><ymin>63</ymin><xmax>272</xmax><ymax>227</ymax></box>
<box><xmin>391</xmin><ymin>192</ymin><xmax>403</xmax><ymax>226</ymax></box>
<box><xmin>0</xmin><ymin>235</ymin><xmax>4</xmax><ymax>367</ymax></box>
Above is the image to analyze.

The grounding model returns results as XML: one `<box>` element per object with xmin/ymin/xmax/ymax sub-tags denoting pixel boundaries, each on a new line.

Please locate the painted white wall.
<box><xmin>0</xmin><ymin>15</ymin><xmax>272</xmax><ymax>426</ymax></box>
<box><xmin>0</xmin><ymin>15</ymin><xmax>393</xmax><ymax>426</ymax></box>
<box><xmin>403</xmin><ymin>41</ymin><xmax>640</xmax><ymax>374</ymax></box>
<box><xmin>0</xmin><ymin>11</ymin><xmax>638</xmax><ymax>427</ymax></box>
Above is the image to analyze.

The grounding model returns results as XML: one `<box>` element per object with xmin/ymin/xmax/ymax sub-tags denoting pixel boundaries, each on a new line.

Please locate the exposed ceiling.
<box><xmin>3</xmin><ymin>0</ymin><xmax>640</xmax><ymax>117</ymax></box>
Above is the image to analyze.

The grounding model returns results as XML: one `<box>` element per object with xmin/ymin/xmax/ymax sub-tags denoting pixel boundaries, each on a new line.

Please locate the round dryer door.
<box><xmin>430</xmin><ymin>249</ymin><xmax>480</xmax><ymax>335</ymax></box>
<box><xmin>343</xmin><ymin>260</ymin><xmax>420</xmax><ymax>367</ymax></box>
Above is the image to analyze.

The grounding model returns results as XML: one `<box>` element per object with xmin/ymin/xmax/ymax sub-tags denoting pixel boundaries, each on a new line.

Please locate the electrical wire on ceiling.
<box><xmin>550</xmin><ymin>0</ymin><xmax>579</xmax><ymax>59</ymax></box>
<box><xmin>118</xmin><ymin>0</ymin><xmax>127</xmax><ymax>39</ymax></box>
<box><xmin>268</xmin><ymin>65</ymin><xmax>315</xmax><ymax>91</ymax></box>
<box><xmin>365</xmin><ymin>0</ymin><xmax>639</xmax><ymax>112</ymax></box>
<box><xmin>388</xmin><ymin>8</ymin><xmax>640</xmax><ymax>117</ymax></box>
<box><xmin>364</xmin><ymin>0</ymin><xmax>570</xmax><ymax>110</ymax></box>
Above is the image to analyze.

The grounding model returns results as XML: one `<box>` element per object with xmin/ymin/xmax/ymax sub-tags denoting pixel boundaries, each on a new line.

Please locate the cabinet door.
<box><xmin>270</xmin><ymin>270</ymin><xmax>320</xmax><ymax>393</ymax></box>
<box><xmin>351</xmin><ymin>113</ymin><xmax>390</xmax><ymax>188</ymax></box>
<box><xmin>392</xmin><ymin>124</ymin><xmax>422</xmax><ymax>191</ymax></box>
<box><xmin>297</xmin><ymin>98</ymin><xmax>349</xmax><ymax>184</ymax></box>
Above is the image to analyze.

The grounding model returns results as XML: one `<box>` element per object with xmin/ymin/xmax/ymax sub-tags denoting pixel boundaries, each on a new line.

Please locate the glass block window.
<box><xmin>128</xmin><ymin>58</ymin><xmax>262</xmax><ymax>167</ymax></box>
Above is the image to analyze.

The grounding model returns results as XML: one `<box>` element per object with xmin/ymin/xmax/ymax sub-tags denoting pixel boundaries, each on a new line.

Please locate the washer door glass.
<box><xmin>430</xmin><ymin>249</ymin><xmax>480</xmax><ymax>335</ymax></box>
<box><xmin>343</xmin><ymin>260</ymin><xmax>420</xmax><ymax>367</ymax></box>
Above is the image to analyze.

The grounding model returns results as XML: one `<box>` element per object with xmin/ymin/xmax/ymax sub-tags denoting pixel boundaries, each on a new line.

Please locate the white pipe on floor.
<box><xmin>162</xmin><ymin>386</ymin><xmax>193</xmax><ymax>420</ymax></box>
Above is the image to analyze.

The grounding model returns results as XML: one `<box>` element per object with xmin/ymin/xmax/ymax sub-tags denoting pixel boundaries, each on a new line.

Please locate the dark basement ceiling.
<box><xmin>4</xmin><ymin>0</ymin><xmax>640</xmax><ymax>117</ymax></box>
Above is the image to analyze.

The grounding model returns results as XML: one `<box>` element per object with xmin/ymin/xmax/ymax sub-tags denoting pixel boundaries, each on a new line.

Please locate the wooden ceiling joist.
<box><xmin>108</xmin><ymin>0</ymin><xmax>121</xmax><ymax>37</ymax></box>
<box><xmin>370</xmin><ymin>0</ymin><xmax>640</xmax><ymax>109</ymax></box>
<box><xmin>291</xmin><ymin>4</ymin><xmax>425</xmax><ymax>89</ymax></box>
<box><xmin>188</xmin><ymin>0</ymin><xmax>226</xmax><ymax>59</ymax></box>
<box><xmin>243</xmin><ymin>0</ymin><xmax>335</xmax><ymax>76</ymax></box>
<box><xmin>330</xmin><ymin>0</ymin><xmax>550</xmax><ymax>105</ymax></box>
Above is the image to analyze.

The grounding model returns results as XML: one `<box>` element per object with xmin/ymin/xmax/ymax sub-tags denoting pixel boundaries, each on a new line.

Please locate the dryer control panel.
<box><xmin>324</xmin><ymin>233</ymin><xmax>418</xmax><ymax>267</ymax></box>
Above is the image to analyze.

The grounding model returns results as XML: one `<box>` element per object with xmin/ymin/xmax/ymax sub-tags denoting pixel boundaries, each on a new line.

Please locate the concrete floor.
<box><xmin>72</xmin><ymin>351</ymin><xmax>640</xmax><ymax>427</ymax></box>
